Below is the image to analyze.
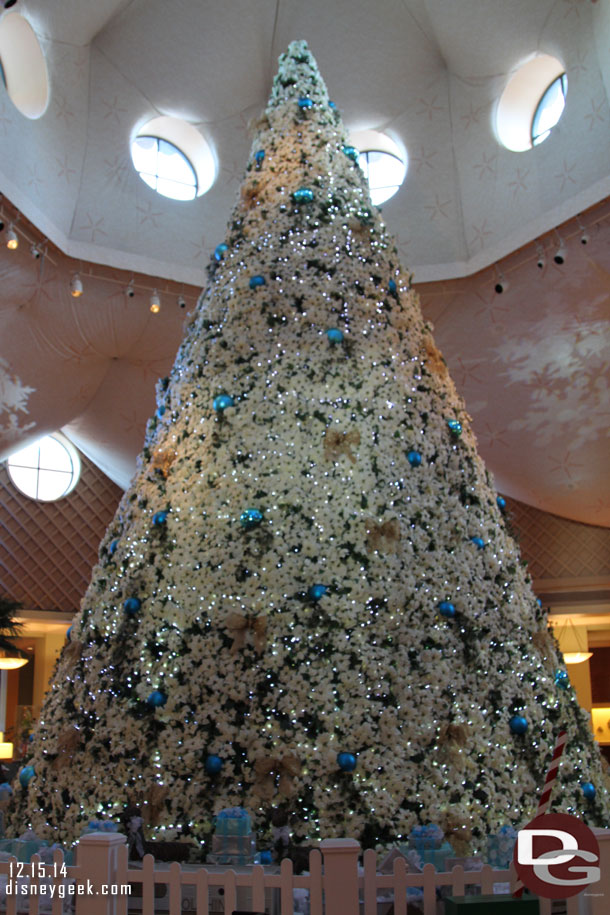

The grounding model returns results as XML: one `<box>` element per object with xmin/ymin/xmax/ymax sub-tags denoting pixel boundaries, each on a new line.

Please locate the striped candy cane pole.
<box><xmin>513</xmin><ymin>729</ymin><xmax>567</xmax><ymax>897</ymax></box>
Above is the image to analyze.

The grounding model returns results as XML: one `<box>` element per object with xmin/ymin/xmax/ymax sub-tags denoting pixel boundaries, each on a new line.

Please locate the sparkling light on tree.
<box><xmin>13</xmin><ymin>41</ymin><xmax>609</xmax><ymax>852</ymax></box>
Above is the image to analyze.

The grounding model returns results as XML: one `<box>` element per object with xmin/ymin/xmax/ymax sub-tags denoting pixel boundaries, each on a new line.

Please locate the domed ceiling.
<box><xmin>0</xmin><ymin>0</ymin><xmax>609</xmax><ymax>526</ymax></box>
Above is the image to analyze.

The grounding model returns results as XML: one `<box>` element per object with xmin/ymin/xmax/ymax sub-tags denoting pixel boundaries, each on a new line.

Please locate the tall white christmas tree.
<box><xmin>13</xmin><ymin>41</ymin><xmax>609</xmax><ymax>853</ymax></box>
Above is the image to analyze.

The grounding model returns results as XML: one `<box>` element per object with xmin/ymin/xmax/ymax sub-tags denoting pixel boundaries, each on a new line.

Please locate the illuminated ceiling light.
<box><xmin>150</xmin><ymin>289</ymin><xmax>161</xmax><ymax>314</ymax></box>
<box><xmin>0</xmin><ymin>651</ymin><xmax>28</xmax><ymax>670</ymax></box>
<box><xmin>6</xmin><ymin>225</ymin><xmax>18</xmax><ymax>249</ymax></box>
<box><xmin>563</xmin><ymin>652</ymin><xmax>593</xmax><ymax>665</ymax></box>
<box><xmin>553</xmin><ymin>617</ymin><xmax>592</xmax><ymax>665</ymax></box>
<box><xmin>0</xmin><ymin>732</ymin><xmax>13</xmax><ymax>759</ymax></box>
<box><xmin>70</xmin><ymin>273</ymin><xmax>83</xmax><ymax>297</ymax></box>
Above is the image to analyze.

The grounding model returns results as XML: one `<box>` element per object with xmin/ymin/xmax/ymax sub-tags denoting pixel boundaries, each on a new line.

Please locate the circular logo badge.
<box><xmin>514</xmin><ymin>812</ymin><xmax>600</xmax><ymax>899</ymax></box>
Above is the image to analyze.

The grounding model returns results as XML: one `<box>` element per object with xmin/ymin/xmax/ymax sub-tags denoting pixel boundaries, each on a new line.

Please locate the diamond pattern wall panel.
<box><xmin>506</xmin><ymin>497</ymin><xmax>610</xmax><ymax>582</ymax></box>
<box><xmin>0</xmin><ymin>455</ymin><xmax>122</xmax><ymax>612</ymax></box>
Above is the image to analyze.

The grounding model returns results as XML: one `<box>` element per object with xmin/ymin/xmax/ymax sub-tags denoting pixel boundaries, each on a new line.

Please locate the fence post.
<box><xmin>589</xmin><ymin>828</ymin><xmax>610</xmax><ymax>915</ymax></box>
<box><xmin>74</xmin><ymin>832</ymin><xmax>127</xmax><ymax>915</ymax></box>
<box><xmin>321</xmin><ymin>838</ymin><xmax>361</xmax><ymax>915</ymax></box>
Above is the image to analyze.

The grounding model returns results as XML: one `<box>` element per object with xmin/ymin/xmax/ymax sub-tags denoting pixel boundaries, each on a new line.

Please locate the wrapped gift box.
<box><xmin>408</xmin><ymin>824</ymin><xmax>445</xmax><ymax>851</ymax></box>
<box><xmin>443</xmin><ymin>894</ymin><xmax>539</xmax><ymax>913</ymax></box>
<box><xmin>400</xmin><ymin>840</ymin><xmax>454</xmax><ymax>871</ymax></box>
<box><xmin>213</xmin><ymin>807</ymin><xmax>252</xmax><ymax>837</ymax></box>
<box><xmin>211</xmin><ymin>833</ymin><xmax>256</xmax><ymax>857</ymax></box>
<box><xmin>486</xmin><ymin>827</ymin><xmax>517</xmax><ymax>869</ymax></box>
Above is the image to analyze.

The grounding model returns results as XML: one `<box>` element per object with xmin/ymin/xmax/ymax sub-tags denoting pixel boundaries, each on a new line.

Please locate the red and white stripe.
<box><xmin>513</xmin><ymin>729</ymin><xmax>567</xmax><ymax>897</ymax></box>
<box><xmin>535</xmin><ymin>729</ymin><xmax>567</xmax><ymax>818</ymax></box>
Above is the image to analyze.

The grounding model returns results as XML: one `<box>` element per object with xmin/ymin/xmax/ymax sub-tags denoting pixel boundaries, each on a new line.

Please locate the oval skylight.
<box><xmin>7</xmin><ymin>433</ymin><xmax>81</xmax><ymax>502</ymax></box>
<box><xmin>348</xmin><ymin>129</ymin><xmax>407</xmax><ymax>205</ymax></box>
<box><xmin>496</xmin><ymin>54</ymin><xmax>566</xmax><ymax>152</ymax></box>
<box><xmin>131</xmin><ymin>116</ymin><xmax>216</xmax><ymax>201</ymax></box>
<box><xmin>532</xmin><ymin>74</ymin><xmax>567</xmax><ymax>147</ymax></box>
<box><xmin>0</xmin><ymin>13</ymin><xmax>49</xmax><ymax>119</ymax></box>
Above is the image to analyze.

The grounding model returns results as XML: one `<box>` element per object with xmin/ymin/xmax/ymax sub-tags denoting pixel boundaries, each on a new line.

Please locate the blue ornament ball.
<box><xmin>66</xmin><ymin>625</ymin><xmax>73</xmax><ymax>641</ymax></box>
<box><xmin>249</xmin><ymin>275</ymin><xmax>266</xmax><ymax>289</ymax></box>
<box><xmin>292</xmin><ymin>188</ymin><xmax>314</xmax><ymax>204</ymax></box>
<box><xmin>205</xmin><ymin>755</ymin><xmax>223</xmax><ymax>775</ymax></box>
<box><xmin>109</xmin><ymin>539</ymin><xmax>119</xmax><ymax>555</ymax></box>
<box><xmin>19</xmin><ymin>766</ymin><xmax>35</xmax><ymax>787</ymax></box>
<box><xmin>497</xmin><ymin>495</ymin><xmax>507</xmax><ymax>511</ymax></box>
<box><xmin>509</xmin><ymin>715</ymin><xmax>528</xmax><ymax>735</ymax></box>
<box><xmin>554</xmin><ymin>669</ymin><xmax>570</xmax><ymax>690</ymax></box>
<box><xmin>147</xmin><ymin>690</ymin><xmax>167</xmax><ymax>708</ymax></box>
<box><xmin>240</xmin><ymin>508</ymin><xmax>263</xmax><ymax>529</ymax></box>
<box><xmin>342</xmin><ymin>145</ymin><xmax>359</xmax><ymax>162</ymax></box>
<box><xmin>213</xmin><ymin>394</ymin><xmax>234</xmax><ymax>412</ymax></box>
<box><xmin>326</xmin><ymin>328</ymin><xmax>344</xmax><ymax>344</ymax></box>
<box><xmin>388</xmin><ymin>279</ymin><xmax>397</xmax><ymax>294</ymax></box>
<box><xmin>123</xmin><ymin>597</ymin><xmax>141</xmax><ymax>616</ymax></box>
<box><xmin>470</xmin><ymin>536</ymin><xmax>485</xmax><ymax>549</ymax></box>
<box><xmin>152</xmin><ymin>511</ymin><xmax>168</xmax><ymax>526</ymax></box>
<box><xmin>259</xmin><ymin>850</ymin><xmax>273</xmax><ymax>865</ymax></box>
<box><xmin>328</xmin><ymin>101</ymin><xmax>337</xmax><ymax>110</ymax></box>
<box><xmin>582</xmin><ymin>782</ymin><xmax>596</xmax><ymax>800</ymax></box>
<box><xmin>308</xmin><ymin>584</ymin><xmax>328</xmax><ymax>601</ymax></box>
<box><xmin>438</xmin><ymin>601</ymin><xmax>456</xmax><ymax>618</ymax></box>
<box><xmin>255</xmin><ymin>149</ymin><xmax>265</xmax><ymax>166</ymax></box>
<box><xmin>156</xmin><ymin>405</ymin><xmax>166</xmax><ymax>418</ymax></box>
<box><xmin>407</xmin><ymin>450</ymin><xmax>422</xmax><ymax>467</ymax></box>
<box><xmin>298</xmin><ymin>97</ymin><xmax>313</xmax><ymax>109</ymax></box>
<box><xmin>447</xmin><ymin>419</ymin><xmax>462</xmax><ymax>436</ymax></box>
<box><xmin>214</xmin><ymin>243</ymin><xmax>228</xmax><ymax>262</ymax></box>
<box><xmin>337</xmin><ymin>752</ymin><xmax>357</xmax><ymax>772</ymax></box>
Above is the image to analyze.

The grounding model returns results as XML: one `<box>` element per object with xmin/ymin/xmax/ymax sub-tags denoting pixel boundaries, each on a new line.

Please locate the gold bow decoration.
<box><xmin>52</xmin><ymin>726</ymin><xmax>82</xmax><ymax>770</ymax></box>
<box><xmin>439</xmin><ymin>812</ymin><xmax>473</xmax><ymax>857</ymax></box>
<box><xmin>143</xmin><ymin>783</ymin><xmax>170</xmax><ymax>827</ymax></box>
<box><xmin>224</xmin><ymin>613</ymin><xmax>267</xmax><ymax>655</ymax></box>
<box><xmin>241</xmin><ymin>177</ymin><xmax>268</xmax><ymax>210</ymax></box>
<box><xmin>63</xmin><ymin>638</ymin><xmax>83</xmax><ymax>665</ymax></box>
<box><xmin>365</xmin><ymin>518</ymin><xmax>401</xmax><ymax>553</ymax></box>
<box><xmin>150</xmin><ymin>449</ymin><xmax>176</xmax><ymax>479</ymax></box>
<box><xmin>253</xmin><ymin>754</ymin><xmax>301</xmax><ymax>801</ymax></box>
<box><xmin>439</xmin><ymin>723</ymin><xmax>469</xmax><ymax>748</ymax></box>
<box><xmin>422</xmin><ymin>334</ymin><xmax>447</xmax><ymax>376</ymax></box>
<box><xmin>323</xmin><ymin>428</ymin><xmax>360</xmax><ymax>464</ymax></box>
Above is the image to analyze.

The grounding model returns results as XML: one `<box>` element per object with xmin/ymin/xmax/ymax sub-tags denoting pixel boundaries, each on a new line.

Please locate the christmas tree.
<box><xmin>13</xmin><ymin>41</ymin><xmax>609</xmax><ymax>853</ymax></box>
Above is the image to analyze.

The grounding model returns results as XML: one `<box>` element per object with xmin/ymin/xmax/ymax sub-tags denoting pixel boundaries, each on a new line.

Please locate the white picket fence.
<box><xmin>0</xmin><ymin>831</ymin><xmax>607</xmax><ymax>915</ymax></box>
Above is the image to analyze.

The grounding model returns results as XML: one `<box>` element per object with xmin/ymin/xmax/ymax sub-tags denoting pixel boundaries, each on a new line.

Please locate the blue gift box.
<box><xmin>213</xmin><ymin>807</ymin><xmax>252</xmax><ymax>837</ymax></box>
<box><xmin>486</xmin><ymin>827</ymin><xmax>517</xmax><ymax>869</ymax></box>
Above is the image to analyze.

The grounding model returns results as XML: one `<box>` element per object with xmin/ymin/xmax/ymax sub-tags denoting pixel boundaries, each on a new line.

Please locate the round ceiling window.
<box><xmin>131</xmin><ymin>136</ymin><xmax>198</xmax><ymax>201</ymax></box>
<box><xmin>496</xmin><ymin>54</ymin><xmax>567</xmax><ymax>152</ymax></box>
<box><xmin>131</xmin><ymin>116</ymin><xmax>216</xmax><ymax>201</ymax></box>
<box><xmin>7</xmin><ymin>433</ymin><xmax>81</xmax><ymax>502</ymax></box>
<box><xmin>0</xmin><ymin>13</ymin><xmax>49</xmax><ymax>119</ymax></box>
<box><xmin>347</xmin><ymin>129</ymin><xmax>407</xmax><ymax>206</ymax></box>
<box><xmin>531</xmin><ymin>74</ymin><xmax>568</xmax><ymax>147</ymax></box>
